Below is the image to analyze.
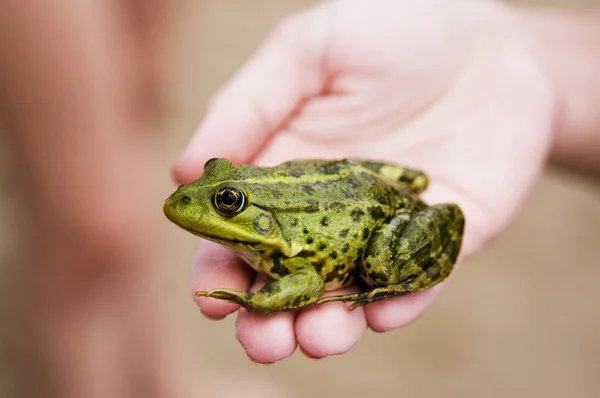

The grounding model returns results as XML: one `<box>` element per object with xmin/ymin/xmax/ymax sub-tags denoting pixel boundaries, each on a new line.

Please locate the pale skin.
<box><xmin>173</xmin><ymin>0</ymin><xmax>600</xmax><ymax>364</ymax></box>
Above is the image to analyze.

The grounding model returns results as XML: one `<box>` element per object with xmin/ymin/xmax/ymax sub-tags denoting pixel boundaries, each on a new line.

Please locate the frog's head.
<box><xmin>163</xmin><ymin>158</ymin><xmax>290</xmax><ymax>254</ymax></box>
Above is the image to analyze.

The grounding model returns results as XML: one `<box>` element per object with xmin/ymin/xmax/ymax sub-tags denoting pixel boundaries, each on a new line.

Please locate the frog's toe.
<box><xmin>195</xmin><ymin>288</ymin><xmax>254</xmax><ymax>307</ymax></box>
<box><xmin>348</xmin><ymin>300</ymin><xmax>368</xmax><ymax>311</ymax></box>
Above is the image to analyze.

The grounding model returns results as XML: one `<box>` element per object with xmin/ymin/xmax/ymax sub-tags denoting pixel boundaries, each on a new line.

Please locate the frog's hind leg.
<box><xmin>353</xmin><ymin>160</ymin><xmax>429</xmax><ymax>194</ymax></box>
<box><xmin>315</xmin><ymin>204</ymin><xmax>464</xmax><ymax>310</ymax></box>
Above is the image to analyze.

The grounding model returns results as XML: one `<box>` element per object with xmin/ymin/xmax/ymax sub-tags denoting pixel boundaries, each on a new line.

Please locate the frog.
<box><xmin>163</xmin><ymin>158</ymin><xmax>464</xmax><ymax>314</ymax></box>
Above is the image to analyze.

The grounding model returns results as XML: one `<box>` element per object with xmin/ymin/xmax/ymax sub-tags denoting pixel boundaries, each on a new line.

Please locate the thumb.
<box><xmin>172</xmin><ymin>8</ymin><xmax>328</xmax><ymax>184</ymax></box>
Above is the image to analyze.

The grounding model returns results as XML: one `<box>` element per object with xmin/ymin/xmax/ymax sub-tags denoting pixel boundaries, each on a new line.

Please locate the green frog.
<box><xmin>163</xmin><ymin>158</ymin><xmax>464</xmax><ymax>314</ymax></box>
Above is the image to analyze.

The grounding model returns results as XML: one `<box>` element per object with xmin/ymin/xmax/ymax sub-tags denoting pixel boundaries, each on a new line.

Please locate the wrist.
<box><xmin>516</xmin><ymin>4</ymin><xmax>600</xmax><ymax>179</ymax></box>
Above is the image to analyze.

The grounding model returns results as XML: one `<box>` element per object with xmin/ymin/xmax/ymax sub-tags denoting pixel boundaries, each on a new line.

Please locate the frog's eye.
<box><xmin>213</xmin><ymin>186</ymin><xmax>246</xmax><ymax>217</ymax></box>
<box><xmin>203</xmin><ymin>158</ymin><xmax>218</xmax><ymax>170</ymax></box>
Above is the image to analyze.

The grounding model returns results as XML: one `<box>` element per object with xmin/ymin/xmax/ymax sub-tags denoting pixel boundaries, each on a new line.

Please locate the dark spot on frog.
<box><xmin>324</xmin><ymin>264</ymin><xmax>347</xmax><ymax>282</ymax></box>
<box><xmin>261</xmin><ymin>281</ymin><xmax>281</xmax><ymax>294</ymax></box>
<box><xmin>288</xmin><ymin>169</ymin><xmax>305</xmax><ymax>178</ymax></box>
<box><xmin>314</xmin><ymin>261</ymin><xmax>324</xmax><ymax>273</ymax></box>
<box><xmin>368</xmin><ymin>269</ymin><xmax>390</xmax><ymax>285</ymax></box>
<box><xmin>292</xmin><ymin>294</ymin><xmax>311</xmax><ymax>307</ymax></box>
<box><xmin>303</xmin><ymin>228</ymin><xmax>309</xmax><ymax>234</ymax></box>
<box><xmin>290</xmin><ymin>218</ymin><xmax>298</xmax><ymax>227</ymax></box>
<box><xmin>320</xmin><ymin>162</ymin><xmax>342</xmax><ymax>175</ymax></box>
<box><xmin>254</xmin><ymin>213</ymin><xmax>274</xmax><ymax>235</ymax></box>
<box><xmin>306</xmin><ymin>237</ymin><xmax>314</xmax><ymax>244</ymax></box>
<box><xmin>374</xmin><ymin>192</ymin><xmax>388</xmax><ymax>205</ymax></box>
<box><xmin>318</xmin><ymin>243</ymin><xmax>327</xmax><ymax>251</ymax></box>
<box><xmin>363</xmin><ymin>228</ymin><xmax>370</xmax><ymax>240</ymax></box>
<box><xmin>271</xmin><ymin>189</ymin><xmax>283</xmax><ymax>199</ymax></box>
<box><xmin>270</xmin><ymin>258</ymin><xmax>290</xmax><ymax>276</ymax></box>
<box><xmin>301</xmin><ymin>250</ymin><xmax>316</xmax><ymax>257</ymax></box>
<box><xmin>329</xmin><ymin>252</ymin><xmax>338</xmax><ymax>260</ymax></box>
<box><xmin>321</xmin><ymin>217</ymin><xmax>329</xmax><ymax>227</ymax></box>
<box><xmin>347</xmin><ymin>176</ymin><xmax>361</xmax><ymax>188</ymax></box>
<box><xmin>360</xmin><ymin>171</ymin><xmax>375</xmax><ymax>183</ymax></box>
<box><xmin>341</xmin><ymin>244</ymin><xmax>350</xmax><ymax>253</ymax></box>
<box><xmin>302</xmin><ymin>185</ymin><xmax>315</xmax><ymax>195</ymax></box>
<box><xmin>328</xmin><ymin>201</ymin><xmax>344</xmax><ymax>210</ymax></box>
<box><xmin>339</xmin><ymin>229</ymin><xmax>349</xmax><ymax>238</ymax></box>
<box><xmin>351</xmin><ymin>208</ymin><xmax>365</xmax><ymax>222</ymax></box>
<box><xmin>343</xmin><ymin>189</ymin><xmax>361</xmax><ymax>201</ymax></box>
<box><xmin>305</xmin><ymin>199</ymin><xmax>319</xmax><ymax>213</ymax></box>
<box><xmin>324</xmin><ymin>270</ymin><xmax>338</xmax><ymax>282</ymax></box>
<box><xmin>365</xmin><ymin>262</ymin><xmax>372</xmax><ymax>269</ymax></box>
<box><xmin>368</xmin><ymin>206</ymin><xmax>385</xmax><ymax>220</ymax></box>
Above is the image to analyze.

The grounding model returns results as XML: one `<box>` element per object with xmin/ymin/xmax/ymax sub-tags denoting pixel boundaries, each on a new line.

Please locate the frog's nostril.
<box><xmin>182</xmin><ymin>195</ymin><xmax>192</xmax><ymax>203</ymax></box>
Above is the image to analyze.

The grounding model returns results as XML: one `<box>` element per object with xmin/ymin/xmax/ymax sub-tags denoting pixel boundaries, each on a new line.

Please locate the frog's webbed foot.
<box><xmin>314</xmin><ymin>292</ymin><xmax>364</xmax><ymax>310</ymax></box>
<box><xmin>314</xmin><ymin>287</ymin><xmax>411</xmax><ymax>311</ymax></box>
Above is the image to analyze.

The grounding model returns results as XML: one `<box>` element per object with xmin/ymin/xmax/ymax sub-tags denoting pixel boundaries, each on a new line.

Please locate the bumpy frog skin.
<box><xmin>164</xmin><ymin>158</ymin><xmax>464</xmax><ymax>314</ymax></box>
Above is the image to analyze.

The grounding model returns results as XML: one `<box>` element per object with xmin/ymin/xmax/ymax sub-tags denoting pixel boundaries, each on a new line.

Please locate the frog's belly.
<box><xmin>234</xmin><ymin>250</ymin><xmax>356</xmax><ymax>291</ymax></box>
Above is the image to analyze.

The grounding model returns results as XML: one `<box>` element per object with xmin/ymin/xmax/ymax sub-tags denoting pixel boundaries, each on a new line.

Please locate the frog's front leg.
<box><xmin>316</xmin><ymin>203</ymin><xmax>464</xmax><ymax>310</ymax></box>
<box><xmin>195</xmin><ymin>258</ymin><xmax>325</xmax><ymax>315</ymax></box>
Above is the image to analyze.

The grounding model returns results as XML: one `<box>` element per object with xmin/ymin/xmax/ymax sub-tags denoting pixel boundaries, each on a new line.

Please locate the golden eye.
<box><xmin>213</xmin><ymin>187</ymin><xmax>246</xmax><ymax>216</ymax></box>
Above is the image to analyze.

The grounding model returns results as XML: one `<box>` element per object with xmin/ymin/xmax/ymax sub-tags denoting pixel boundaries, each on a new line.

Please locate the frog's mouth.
<box><xmin>182</xmin><ymin>227</ymin><xmax>262</xmax><ymax>249</ymax></box>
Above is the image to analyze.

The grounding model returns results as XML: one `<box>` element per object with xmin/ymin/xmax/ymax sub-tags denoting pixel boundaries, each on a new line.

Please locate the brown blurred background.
<box><xmin>2</xmin><ymin>0</ymin><xmax>600</xmax><ymax>397</ymax></box>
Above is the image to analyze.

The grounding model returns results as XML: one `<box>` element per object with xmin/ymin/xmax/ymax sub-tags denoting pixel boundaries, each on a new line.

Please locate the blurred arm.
<box><xmin>0</xmin><ymin>1</ymin><xmax>162</xmax><ymax>397</ymax></box>
<box><xmin>519</xmin><ymin>5</ymin><xmax>600</xmax><ymax>180</ymax></box>
<box><xmin>0</xmin><ymin>0</ymin><xmax>155</xmax><ymax>245</ymax></box>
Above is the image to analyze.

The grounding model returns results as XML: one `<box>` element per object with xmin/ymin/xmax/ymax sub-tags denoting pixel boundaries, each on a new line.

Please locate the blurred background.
<box><xmin>1</xmin><ymin>0</ymin><xmax>600</xmax><ymax>397</ymax></box>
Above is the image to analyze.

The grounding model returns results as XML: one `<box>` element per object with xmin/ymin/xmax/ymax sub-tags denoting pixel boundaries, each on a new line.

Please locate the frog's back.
<box><xmin>230</xmin><ymin>159</ymin><xmax>422</xmax><ymax>289</ymax></box>
<box><xmin>233</xmin><ymin>159</ymin><xmax>406</xmax><ymax>208</ymax></box>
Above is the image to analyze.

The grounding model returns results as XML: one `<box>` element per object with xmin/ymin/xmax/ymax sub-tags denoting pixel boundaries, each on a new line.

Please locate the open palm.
<box><xmin>173</xmin><ymin>0</ymin><xmax>556</xmax><ymax>363</ymax></box>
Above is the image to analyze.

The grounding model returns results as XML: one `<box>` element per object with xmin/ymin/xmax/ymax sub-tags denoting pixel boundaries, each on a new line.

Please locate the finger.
<box><xmin>190</xmin><ymin>240</ymin><xmax>253</xmax><ymax>319</ymax></box>
<box><xmin>295</xmin><ymin>287</ymin><xmax>367</xmax><ymax>359</ymax></box>
<box><xmin>172</xmin><ymin>9</ymin><xmax>328</xmax><ymax>184</ymax></box>
<box><xmin>365</xmin><ymin>285</ymin><xmax>442</xmax><ymax>332</ymax></box>
<box><xmin>235</xmin><ymin>275</ymin><xmax>298</xmax><ymax>364</ymax></box>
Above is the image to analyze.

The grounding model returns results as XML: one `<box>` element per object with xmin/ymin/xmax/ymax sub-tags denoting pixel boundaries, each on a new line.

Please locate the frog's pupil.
<box><xmin>221</xmin><ymin>190</ymin><xmax>237</xmax><ymax>206</ymax></box>
<box><xmin>213</xmin><ymin>187</ymin><xmax>246</xmax><ymax>216</ymax></box>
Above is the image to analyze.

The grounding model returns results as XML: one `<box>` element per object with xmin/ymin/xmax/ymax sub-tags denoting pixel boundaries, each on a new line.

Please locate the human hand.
<box><xmin>173</xmin><ymin>0</ymin><xmax>557</xmax><ymax>363</ymax></box>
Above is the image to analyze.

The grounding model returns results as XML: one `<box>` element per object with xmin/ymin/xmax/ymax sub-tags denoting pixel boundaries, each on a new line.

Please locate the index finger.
<box><xmin>190</xmin><ymin>240</ymin><xmax>254</xmax><ymax>319</ymax></box>
<box><xmin>172</xmin><ymin>10</ymin><xmax>327</xmax><ymax>185</ymax></box>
